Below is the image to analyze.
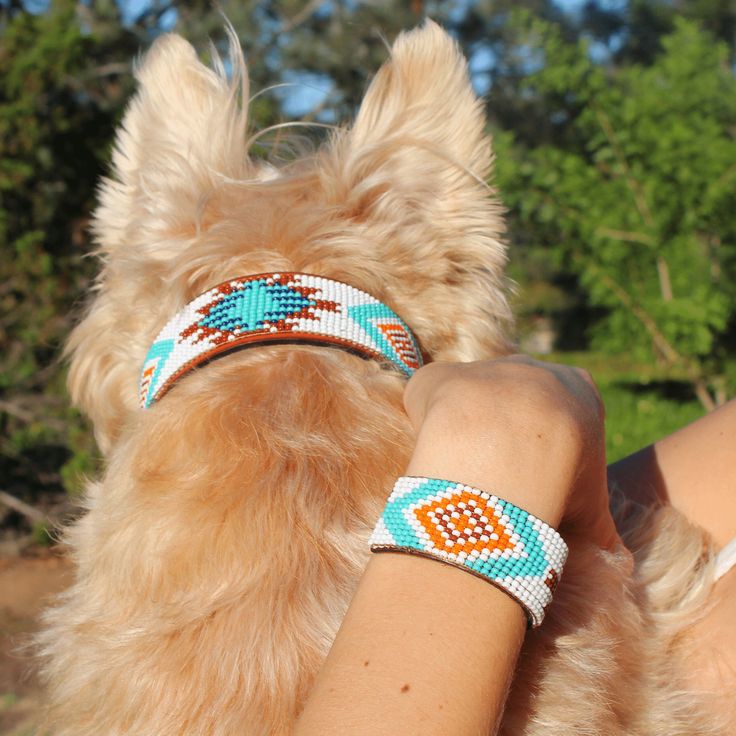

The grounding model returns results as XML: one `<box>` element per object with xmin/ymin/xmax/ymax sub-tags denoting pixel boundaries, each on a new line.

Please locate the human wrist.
<box><xmin>405</xmin><ymin>399</ymin><xmax>577</xmax><ymax>529</ymax></box>
<box><xmin>371</xmin><ymin>476</ymin><xmax>568</xmax><ymax>627</ymax></box>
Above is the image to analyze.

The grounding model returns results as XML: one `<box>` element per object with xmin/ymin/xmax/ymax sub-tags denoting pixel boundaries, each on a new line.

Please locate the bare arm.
<box><xmin>609</xmin><ymin>399</ymin><xmax>736</xmax><ymax>714</ymax></box>
<box><xmin>295</xmin><ymin>357</ymin><xmax>617</xmax><ymax>735</ymax></box>
<box><xmin>608</xmin><ymin>398</ymin><xmax>736</xmax><ymax>548</ymax></box>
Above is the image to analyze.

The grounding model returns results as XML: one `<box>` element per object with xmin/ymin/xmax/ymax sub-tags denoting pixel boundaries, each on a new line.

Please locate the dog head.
<box><xmin>68</xmin><ymin>21</ymin><xmax>513</xmax><ymax>451</ymax></box>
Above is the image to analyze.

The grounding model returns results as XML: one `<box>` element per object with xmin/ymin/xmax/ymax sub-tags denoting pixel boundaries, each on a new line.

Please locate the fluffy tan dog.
<box><xmin>39</xmin><ymin>21</ymin><xmax>727</xmax><ymax>735</ymax></box>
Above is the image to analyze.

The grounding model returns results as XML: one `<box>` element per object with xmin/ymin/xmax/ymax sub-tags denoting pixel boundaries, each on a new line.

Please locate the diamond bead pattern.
<box><xmin>139</xmin><ymin>273</ymin><xmax>423</xmax><ymax>408</ymax></box>
<box><xmin>370</xmin><ymin>477</ymin><xmax>568</xmax><ymax>628</ymax></box>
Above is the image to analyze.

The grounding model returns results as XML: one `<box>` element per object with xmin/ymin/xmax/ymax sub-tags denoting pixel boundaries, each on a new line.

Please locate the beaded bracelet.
<box><xmin>369</xmin><ymin>476</ymin><xmax>568</xmax><ymax>628</ymax></box>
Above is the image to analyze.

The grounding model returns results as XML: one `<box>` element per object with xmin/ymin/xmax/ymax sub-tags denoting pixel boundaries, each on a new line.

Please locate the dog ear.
<box><xmin>94</xmin><ymin>32</ymin><xmax>249</xmax><ymax>258</ymax></box>
<box><xmin>328</xmin><ymin>20</ymin><xmax>512</xmax><ymax>360</ymax></box>
<box><xmin>349</xmin><ymin>20</ymin><xmax>490</xmax><ymax>181</ymax></box>
<box><xmin>68</xmin><ymin>34</ymin><xmax>250</xmax><ymax>451</ymax></box>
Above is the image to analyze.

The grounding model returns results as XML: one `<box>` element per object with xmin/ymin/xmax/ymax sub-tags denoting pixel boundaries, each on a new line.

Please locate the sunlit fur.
<box><xmin>38</xmin><ymin>21</ymin><xmax>727</xmax><ymax>735</ymax></box>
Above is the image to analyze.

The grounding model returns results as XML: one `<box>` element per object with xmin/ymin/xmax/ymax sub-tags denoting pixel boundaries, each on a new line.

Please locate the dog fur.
<box><xmin>38</xmin><ymin>21</ymin><xmax>729</xmax><ymax>735</ymax></box>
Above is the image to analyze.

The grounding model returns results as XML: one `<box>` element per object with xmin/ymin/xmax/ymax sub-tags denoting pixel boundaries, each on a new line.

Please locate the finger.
<box><xmin>573</xmin><ymin>367</ymin><xmax>596</xmax><ymax>388</ymax></box>
<box><xmin>403</xmin><ymin>362</ymin><xmax>454</xmax><ymax>427</ymax></box>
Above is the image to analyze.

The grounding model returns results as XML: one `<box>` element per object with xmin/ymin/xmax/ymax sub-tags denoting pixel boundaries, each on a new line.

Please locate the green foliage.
<box><xmin>544</xmin><ymin>352</ymin><xmax>705</xmax><ymax>461</ymax></box>
<box><xmin>498</xmin><ymin>16</ymin><xmax>736</xmax><ymax>408</ymax></box>
<box><xmin>602</xmin><ymin>383</ymin><xmax>705</xmax><ymax>461</ymax></box>
<box><xmin>0</xmin><ymin>2</ymin><xmax>115</xmax><ymax>508</ymax></box>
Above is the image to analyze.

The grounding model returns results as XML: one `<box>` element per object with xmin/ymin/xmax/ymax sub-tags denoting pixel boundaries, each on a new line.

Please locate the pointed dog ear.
<box><xmin>349</xmin><ymin>19</ymin><xmax>491</xmax><ymax>180</ymax></box>
<box><xmin>94</xmin><ymin>32</ymin><xmax>250</xmax><ymax>259</ymax></box>
<box><xmin>326</xmin><ymin>20</ymin><xmax>511</xmax><ymax>361</ymax></box>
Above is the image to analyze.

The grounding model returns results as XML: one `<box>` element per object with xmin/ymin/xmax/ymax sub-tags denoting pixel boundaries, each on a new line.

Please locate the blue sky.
<box><xmin>264</xmin><ymin>0</ymin><xmax>624</xmax><ymax>116</ymax></box>
<box><xmin>27</xmin><ymin>0</ymin><xmax>626</xmax><ymax>116</ymax></box>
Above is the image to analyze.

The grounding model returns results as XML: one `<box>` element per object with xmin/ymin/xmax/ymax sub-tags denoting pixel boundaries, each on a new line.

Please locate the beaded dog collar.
<box><xmin>139</xmin><ymin>272</ymin><xmax>423</xmax><ymax>408</ymax></box>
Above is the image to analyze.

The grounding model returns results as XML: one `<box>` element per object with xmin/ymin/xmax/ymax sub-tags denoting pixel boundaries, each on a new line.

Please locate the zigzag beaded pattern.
<box><xmin>139</xmin><ymin>273</ymin><xmax>423</xmax><ymax>408</ymax></box>
<box><xmin>370</xmin><ymin>477</ymin><xmax>568</xmax><ymax>628</ymax></box>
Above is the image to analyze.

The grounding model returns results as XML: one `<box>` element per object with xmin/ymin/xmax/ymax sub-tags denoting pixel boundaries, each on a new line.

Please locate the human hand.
<box><xmin>403</xmin><ymin>355</ymin><xmax>620</xmax><ymax>551</ymax></box>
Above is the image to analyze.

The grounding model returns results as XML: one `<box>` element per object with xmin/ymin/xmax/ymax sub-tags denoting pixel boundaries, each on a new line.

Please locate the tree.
<box><xmin>581</xmin><ymin>0</ymin><xmax>736</xmax><ymax>65</ymax></box>
<box><xmin>0</xmin><ymin>1</ymin><xmax>120</xmax><ymax>509</ymax></box>
<box><xmin>497</xmin><ymin>15</ymin><xmax>736</xmax><ymax>409</ymax></box>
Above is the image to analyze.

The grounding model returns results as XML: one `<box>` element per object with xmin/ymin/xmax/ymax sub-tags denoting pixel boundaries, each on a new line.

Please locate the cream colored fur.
<box><xmin>38</xmin><ymin>21</ymin><xmax>727</xmax><ymax>735</ymax></box>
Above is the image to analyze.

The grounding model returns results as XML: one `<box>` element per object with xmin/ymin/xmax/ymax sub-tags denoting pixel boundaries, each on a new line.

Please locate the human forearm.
<box><xmin>295</xmin><ymin>366</ymin><xmax>591</xmax><ymax>735</ymax></box>
<box><xmin>294</xmin><ymin>422</ymin><xmax>546</xmax><ymax>736</ymax></box>
<box><xmin>608</xmin><ymin>399</ymin><xmax>736</xmax><ymax>548</ymax></box>
<box><xmin>294</xmin><ymin>552</ymin><xmax>525</xmax><ymax>736</ymax></box>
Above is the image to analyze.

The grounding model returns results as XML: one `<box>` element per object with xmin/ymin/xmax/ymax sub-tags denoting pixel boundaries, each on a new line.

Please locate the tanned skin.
<box><xmin>296</xmin><ymin>356</ymin><xmax>617</xmax><ymax>735</ymax></box>
<box><xmin>296</xmin><ymin>357</ymin><xmax>735</xmax><ymax>734</ymax></box>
